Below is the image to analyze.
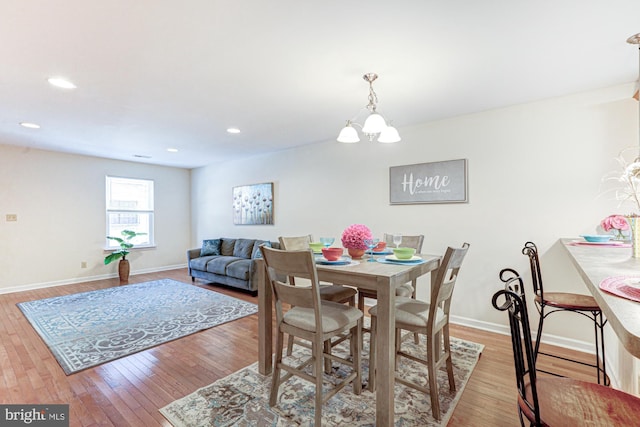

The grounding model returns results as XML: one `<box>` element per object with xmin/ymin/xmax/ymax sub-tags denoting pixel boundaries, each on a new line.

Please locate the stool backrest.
<box><xmin>522</xmin><ymin>241</ymin><xmax>544</xmax><ymax>299</ymax></box>
<box><xmin>492</xmin><ymin>268</ymin><xmax>541</xmax><ymax>426</ymax></box>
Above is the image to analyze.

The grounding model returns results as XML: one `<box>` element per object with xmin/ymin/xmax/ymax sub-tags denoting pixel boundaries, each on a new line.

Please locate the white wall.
<box><xmin>0</xmin><ymin>145</ymin><xmax>191</xmax><ymax>292</ymax></box>
<box><xmin>191</xmin><ymin>83</ymin><xmax>638</xmax><ymax>349</ymax></box>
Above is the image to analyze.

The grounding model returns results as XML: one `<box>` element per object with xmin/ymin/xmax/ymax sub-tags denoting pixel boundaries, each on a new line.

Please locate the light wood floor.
<box><xmin>0</xmin><ymin>268</ymin><xmax>600</xmax><ymax>426</ymax></box>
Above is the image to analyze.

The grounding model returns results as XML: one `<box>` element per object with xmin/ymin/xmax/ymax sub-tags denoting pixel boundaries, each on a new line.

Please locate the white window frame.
<box><xmin>105</xmin><ymin>176</ymin><xmax>155</xmax><ymax>249</ymax></box>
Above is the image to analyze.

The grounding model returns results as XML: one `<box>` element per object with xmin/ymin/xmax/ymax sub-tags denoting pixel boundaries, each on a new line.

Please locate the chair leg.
<box><xmin>323</xmin><ymin>340</ymin><xmax>332</xmax><ymax>373</ymax></box>
<box><xmin>443</xmin><ymin>325</ymin><xmax>456</xmax><ymax>391</ymax></box>
<box><xmin>411</xmin><ymin>279</ymin><xmax>420</xmax><ymax>345</ymax></box>
<box><xmin>595</xmin><ymin>311</ymin><xmax>608</xmax><ymax>385</ymax></box>
<box><xmin>269</xmin><ymin>330</ymin><xmax>285</xmax><ymax>407</ymax></box>
<box><xmin>286</xmin><ymin>334</ymin><xmax>295</xmax><ymax>356</ymax></box>
<box><xmin>314</xmin><ymin>339</ymin><xmax>324</xmax><ymax>427</ymax></box>
<box><xmin>395</xmin><ymin>329</ymin><xmax>402</xmax><ymax>371</ymax></box>
<box><xmin>368</xmin><ymin>316</ymin><xmax>377</xmax><ymax>391</ymax></box>
<box><xmin>357</xmin><ymin>292</ymin><xmax>366</xmax><ymax>313</ymax></box>
<box><xmin>534</xmin><ymin>304</ymin><xmax>545</xmax><ymax>361</ymax></box>
<box><xmin>427</xmin><ymin>329</ymin><xmax>441</xmax><ymax>421</ymax></box>
<box><xmin>352</xmin><ymin>320</ymin><xmax>362</xmax><ymax>395</ymax></box>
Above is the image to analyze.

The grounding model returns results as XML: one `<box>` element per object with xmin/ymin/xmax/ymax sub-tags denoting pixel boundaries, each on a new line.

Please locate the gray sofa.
<box><xmin>187</xmin><ymin>237</ymin><xmax>279</xmax><ymax>293</ymax></box>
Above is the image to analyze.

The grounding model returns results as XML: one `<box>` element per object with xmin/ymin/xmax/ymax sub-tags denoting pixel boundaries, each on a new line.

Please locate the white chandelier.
<box><xmin>337</xmin><ymin>73</ymin><xmax>401</xmax><ymax>144</ymax></box>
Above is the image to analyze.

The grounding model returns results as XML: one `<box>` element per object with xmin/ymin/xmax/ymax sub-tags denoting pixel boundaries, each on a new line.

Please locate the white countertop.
<box><xmin>562</xmin><ymin>238</ymin><xmax>640</xmax><ymax>358</ymax></box>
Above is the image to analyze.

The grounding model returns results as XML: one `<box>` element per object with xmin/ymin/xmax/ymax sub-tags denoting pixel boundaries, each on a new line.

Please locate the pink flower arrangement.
<box><xmin>341</xmin><ymin>224</ymin><xmax>373</xmax><ymax>250</ymax></box>
<box><xmin>600</xmin><ymin>214</ymin><xmax>629</xmax><ymax>232</ymax></box>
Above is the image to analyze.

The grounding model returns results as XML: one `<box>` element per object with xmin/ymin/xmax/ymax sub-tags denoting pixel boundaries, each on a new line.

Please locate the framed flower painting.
<box><xmin>232</xmin><ymin>182</ymin><xmax>274</xmax><ymax>225</ymax></box>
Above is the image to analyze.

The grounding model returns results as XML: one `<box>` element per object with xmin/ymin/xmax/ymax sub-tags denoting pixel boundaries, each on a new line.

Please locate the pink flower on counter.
<box><xmin>600</xmin><ymin>215</ymin><xmax>629</xmax><ymax>231</ymax></box>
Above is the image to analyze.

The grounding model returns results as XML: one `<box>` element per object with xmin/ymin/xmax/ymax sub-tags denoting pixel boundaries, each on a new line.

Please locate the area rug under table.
<box><xmin>17</xmin><ymin>278</ymin><xmax>258</xmax><ymax>375</ymax></box>
<box><xmin>161</xmin><ymin>332</ymin><xmax>483</xmax><ymax>426</ymax></box>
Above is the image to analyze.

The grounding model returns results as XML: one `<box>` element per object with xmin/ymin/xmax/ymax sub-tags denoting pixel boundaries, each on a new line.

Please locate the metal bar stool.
<box><xmin>492</xmin><ymin>269</ymin><xmax>640</xmax><ymax>426</ymax></box>
<box><xmin>522</xmin><ymin>241</ymin><xmax>608</xmax><ymax>385</ymax></box>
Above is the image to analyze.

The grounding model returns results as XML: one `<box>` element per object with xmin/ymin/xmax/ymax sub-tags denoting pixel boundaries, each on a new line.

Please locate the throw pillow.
<box><xmin>221</xmin><ymin>238</ymin><xmax>236</xmax><ymax>256</ymax></box>
<box><xmin>233</xmin><ymin>238</ymin><xmax>255</xmax><ymax>258</ymax></box>
<box><xmin>252</xmin><ymin>240</ymin><xmax>272</xmax><ymax>259</ymax></box>
<box><xmin>201</xmin><ymin>239</ymin><xmax>221</xmax><ymax>256</ymax></box>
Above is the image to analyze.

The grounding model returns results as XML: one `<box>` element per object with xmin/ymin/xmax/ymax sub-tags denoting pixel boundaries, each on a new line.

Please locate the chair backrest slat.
<box><xmin>278</xmin><ymin>235</ymin><xmax>315</xmax><ymax>287</ymax></box>
<box><xmin>429</xmin><ymin>243</ymin><xmax>470</xmax><ymax>326</ymax></box>
<box><xmin>279</xmin><ymin>235</ymin><xmax>314</xmax><ymax>251</ymax></box>
<box><xmin>261</xmin><ymin>246</ymin><xmax>321</xmax><ymax>319</ymax></box>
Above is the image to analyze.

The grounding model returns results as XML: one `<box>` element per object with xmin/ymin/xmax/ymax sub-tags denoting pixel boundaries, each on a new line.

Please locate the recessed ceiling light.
<box><xmin>19</xmin><ymin>122</ymin><xmax>40</xmax><ymax>129</ymax></box>
<box><xmin>167</xmin><ymin>148</ymin><xmax>178</xmax><ymax>152</ymax></box>
<box><xmin>47</xmin><ymin>77</ymin><xmax>77</xmax><ymax>89</ymax></box>
<box><xmin>227</xmin><ymin>127</ymin><xmax>241</xmax><ymax>134</ymax></box>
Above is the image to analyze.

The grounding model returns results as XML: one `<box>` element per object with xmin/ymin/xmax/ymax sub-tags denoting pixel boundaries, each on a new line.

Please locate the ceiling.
<box><xmin>2</xmin><ymin>1</ymin><xmax>640</xmax><ymax>169</ymax></box>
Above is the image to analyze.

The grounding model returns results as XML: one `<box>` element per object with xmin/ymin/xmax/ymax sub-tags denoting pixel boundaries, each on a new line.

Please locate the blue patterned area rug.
<box><xmin>17</xmin><ymin>279</ymin><xmax>258</xmax><ymax>375</ymax></box>
<box><xmin>160</xmin><ymin>332</ymin><xmax>483</xmax><ymax>426</ymax></box>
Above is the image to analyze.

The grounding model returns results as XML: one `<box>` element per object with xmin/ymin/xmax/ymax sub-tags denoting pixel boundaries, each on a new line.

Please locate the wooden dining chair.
<box><xmin>279</xmin><ymin>235</ymin><xmax>357</xmax><ymax>370</ymax></box>
<box><xmin>279</xmin><ymin>235</ymin><xmax>357</xmax><ymax>305</ymax></box>
<box><xmin>522</xmin><ymin>241</ymin><xmax>608</xmax><ymax>385</ymax></box>
<box><xmin>260</xmin><ymin>246</ymin><xmax>363</xmax><ymax>427</ymax></box>
<box><xmin>368</xmin><ymin>242</ymin><xmax>470</xmax><ymax>421</ymax></box>
<box><xmin>492</xmin><ymin>268</ymin><xmax>640</xmax><ymax>426</ymax></box>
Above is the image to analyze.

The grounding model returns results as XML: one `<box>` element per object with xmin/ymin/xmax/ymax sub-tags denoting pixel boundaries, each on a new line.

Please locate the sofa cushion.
<box><xmin>226</xmin><ymin>259</ymin><xmax>253</xmax><ymax>281</ymax></box>
<box><xmin>190</xmin><ymin>255</ymin><xmax>218</xmax><ymax>272</ymax></box>
<box><xmin>233</xmin><ymin>238</ymin><xmax>255</xmax><ymax>258</ymax></box>
<box><xmin>221</xmin><ymin>238</ymin><xmax>236</xmax><ymax>256</ymax></box>
<box><xmin>201</xmin><ymin>239</ymin><xmax>221</xmax><ymax>256</ymax></box>
<box><xmin>206</xmin><ymin>256</ymin><xmax>240</xmax><ymax>275</ymax></box>
<box><xmin>252</xmin><ymin>240</ymin><xmax>272</xmax><ymax>259</ymax></box>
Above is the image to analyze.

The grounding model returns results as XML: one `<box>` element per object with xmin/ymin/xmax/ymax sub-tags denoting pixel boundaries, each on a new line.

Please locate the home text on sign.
<box><xmin>401</xmin><ymin>173</ymin><xmax>451</xmax><ymax>195</ymax></box>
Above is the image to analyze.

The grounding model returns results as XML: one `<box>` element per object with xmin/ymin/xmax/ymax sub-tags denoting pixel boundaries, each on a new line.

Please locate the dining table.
<box><xmin>256</xmin><ymin>251</ymin><xmax>441</xmax><ymax>427</ymax></box>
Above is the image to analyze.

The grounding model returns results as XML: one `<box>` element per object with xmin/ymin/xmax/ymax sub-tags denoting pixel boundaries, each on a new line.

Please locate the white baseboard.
<box><xmin>451</xmin><ymin>314</ymin><xmax>596</xmax><ymax>354</ymax></box>
<box><xmin>0</xmin><ymin>264</ymin><xmax>187</xmax><ymax>295</ymax></box>
<box><xmin>451</xmin><ymin>314</ymin><xmax>619</xmax><ymax>388</ymax></box>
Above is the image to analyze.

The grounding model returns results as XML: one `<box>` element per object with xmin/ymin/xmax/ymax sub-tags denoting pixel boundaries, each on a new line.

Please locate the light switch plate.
<box><xmin>6</xmin><ymin>214</ymin><xmax>17</xmax><ymax>222</ymax></box>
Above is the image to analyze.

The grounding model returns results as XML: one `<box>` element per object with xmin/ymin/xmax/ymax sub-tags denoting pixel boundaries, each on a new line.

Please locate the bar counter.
<box><xmin>562</xmin><ymin>238</ymin><xmax>640</xmax><ymax>358</ymax></box>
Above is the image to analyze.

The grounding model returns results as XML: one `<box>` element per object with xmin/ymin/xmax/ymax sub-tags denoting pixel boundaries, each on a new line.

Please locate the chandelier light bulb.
<box><xmin>337</xmin><ymin>122</ymin><xmax>360</xmax><ymax>143</ymax></box>
<box><xmin>378</xmin><ymin>125</ymin><xmax>401</xmax><ymax>143</ymax></box>
<box><xmin>362</xmin><ymin>113</ymin><xmax>386</xmax><ymax>134</ymax></box>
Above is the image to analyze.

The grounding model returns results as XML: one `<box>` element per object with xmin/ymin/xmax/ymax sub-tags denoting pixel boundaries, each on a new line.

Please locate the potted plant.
<box><xmin>104</xmin><ymin>229</ymin><xmax>147</xmax><ymax>282</ymax></box>
<box><xmin>341</xmin><ymin>224</ymin><xmax>372</xmax><ymax>259</ymax></box>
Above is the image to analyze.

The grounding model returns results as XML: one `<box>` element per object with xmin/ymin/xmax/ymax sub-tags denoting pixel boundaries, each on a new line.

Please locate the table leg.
<box><xmin>375</xmin><ymin>281</ymin><xmax>395</xmax><ymax>426</ymax></box>
<box><xmin>257</xmin><ymin>259</ymin><xmax>273</xmax><ymax>375</ymax></box>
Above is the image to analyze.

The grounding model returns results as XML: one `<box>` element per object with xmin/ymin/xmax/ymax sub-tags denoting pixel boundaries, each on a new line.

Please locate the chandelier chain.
<box><xmin>363</xmin><ymin>73</ymin><xmax>379</xmax><ymax>113</ymax></box>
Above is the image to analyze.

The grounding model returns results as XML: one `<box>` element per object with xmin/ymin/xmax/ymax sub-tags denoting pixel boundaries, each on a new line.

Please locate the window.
<box><xmin>106</xmin><ymin>176</ymin><xmax>154</xmax><ymax>248</ymax></box>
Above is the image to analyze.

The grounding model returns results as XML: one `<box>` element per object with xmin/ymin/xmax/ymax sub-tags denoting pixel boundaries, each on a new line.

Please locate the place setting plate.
<box><xmin>366</xmin><ymin>249</ymin><xmax>393</xmax><ymax>255</ymax></box>
<box><xmin>378</xmin><ymin>255</ymin><xmax>425</xmax><ymax>265</ymax></box>
<box><xmin>316</xmin><ymin>256</ymin><xmax>352</xmax><ymax>266</ymax></box>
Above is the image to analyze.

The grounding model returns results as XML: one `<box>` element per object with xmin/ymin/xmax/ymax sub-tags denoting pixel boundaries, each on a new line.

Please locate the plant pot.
<box><xmin>348</xmin><ymin>248</ymin><xmax>365</xmax><ymax>260</ymax></box>
<box><xmin>118</xmin><ymin>259</ymin><xmax>130</xmax><ymax>283</ymax></box>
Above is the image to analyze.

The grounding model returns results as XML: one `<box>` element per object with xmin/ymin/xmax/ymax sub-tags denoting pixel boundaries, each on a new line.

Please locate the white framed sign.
<box><xmin>389</xmin><ymin>159</ymin><xmax>468</xmax><ymax>204</ymax></box>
